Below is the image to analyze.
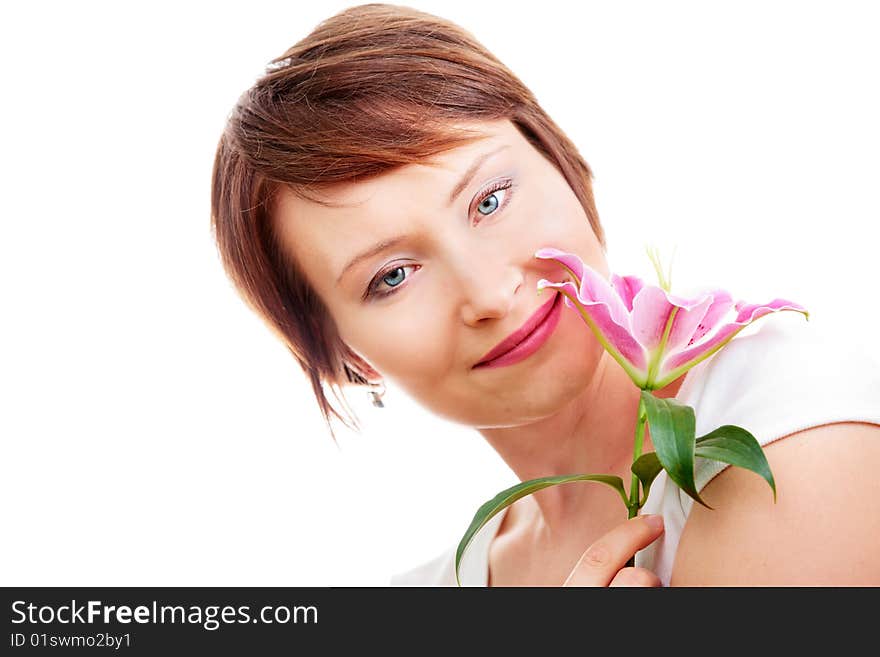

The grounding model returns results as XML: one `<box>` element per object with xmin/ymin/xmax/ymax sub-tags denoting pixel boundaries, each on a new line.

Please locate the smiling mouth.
<box><xmin>472</xmin><ymin>291</ymin><xmax>564</xmax><ymax>369</ymax></box>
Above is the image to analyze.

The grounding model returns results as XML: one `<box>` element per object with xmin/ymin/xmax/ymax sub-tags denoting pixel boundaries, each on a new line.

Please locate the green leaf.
<box><xmin>454</xmin><ymin>474</ymin><xmax>627</xmax><ymax>586</ymax></box>
<box><xmin>695</xmin><ymin>425</ymin><xmax>777</xmax><ymax>502</ymax></box>
<box><xmin>631</xmin><ymin>452</ymin><xmax>663</xmax><ymax>507</ymax></box>
<box><xmin>640</xmin><ymin>390</ymin><xmax>709</xmax><ymax>509</ymax></box>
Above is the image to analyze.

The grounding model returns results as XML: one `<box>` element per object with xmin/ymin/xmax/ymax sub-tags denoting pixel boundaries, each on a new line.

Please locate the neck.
<box><xmin>478</xmin><ymin>351</ymin><xmax>685</xmax><ymax>541</ymax></box>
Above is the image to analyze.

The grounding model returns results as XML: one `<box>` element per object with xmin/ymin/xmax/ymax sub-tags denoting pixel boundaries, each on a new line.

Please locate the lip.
<box><xmin>473</xmin><ymin>292</ymin><xmax>563</xmax><ymax>369</ymax></box>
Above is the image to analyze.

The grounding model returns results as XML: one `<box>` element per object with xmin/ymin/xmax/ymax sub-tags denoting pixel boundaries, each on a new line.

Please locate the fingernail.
<box><xmin>643</xmin><ymin>514</ymin><xmax>664</xmax><ymax>530</ymax></box>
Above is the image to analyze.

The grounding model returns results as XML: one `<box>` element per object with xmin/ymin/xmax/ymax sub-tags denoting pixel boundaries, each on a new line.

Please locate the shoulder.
<box><xmin>670</xmin><ymin>317</ymin><xmax>880</xmax><ymax>585</ymax></box>
<box><xmin>671</xmin><ymin>420</ymin><xmax>880</xmax><ymax>585</ymax></box>
<box><xmin>679</xmin><ymin>316</ymin><xmax>880</xmax><ymax>498</ymax></box>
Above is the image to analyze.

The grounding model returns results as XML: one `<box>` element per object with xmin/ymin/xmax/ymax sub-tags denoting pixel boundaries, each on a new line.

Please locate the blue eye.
<box><xmin>363</xmin><ymin>178</ymin><xmax>515</xmax><ymax>301</ymax></box>
<box><xmin>474</xmin><ymin>180</ymin><xmax>513</xmax><ymax>218</ymax></box>
<box><xmin>477</xmin><ymin>194</ymin><xmax>499</xmax><ymax>214</ymax></box>
<box><xmin>383</xmin><ymin>267</ymin><xmax>405</xmax><ymax>287</ymax></box>
<box><xmin>364</xmin><ymin>264</ymin><xmax>418</xmax><ymax>300</ymax></box>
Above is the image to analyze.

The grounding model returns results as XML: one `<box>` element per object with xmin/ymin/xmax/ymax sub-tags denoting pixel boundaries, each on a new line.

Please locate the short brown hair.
<box><xmin>210</xmin><ymin>3</ymin><xmax>605</xmax><ymax>443</ymax></box>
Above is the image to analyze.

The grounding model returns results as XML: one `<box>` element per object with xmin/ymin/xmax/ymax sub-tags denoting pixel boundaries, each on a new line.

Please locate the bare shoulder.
<box><xmin>670</xmin><ymin>421</ymin><xmax>880</xmax><ymax>586</ymax></box>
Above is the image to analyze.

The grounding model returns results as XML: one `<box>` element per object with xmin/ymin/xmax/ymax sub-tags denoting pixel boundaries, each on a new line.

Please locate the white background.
<box><xmin>1</xmin><ymin>1</ymin><xmax>877</xmax><ymax>585</ymax></box>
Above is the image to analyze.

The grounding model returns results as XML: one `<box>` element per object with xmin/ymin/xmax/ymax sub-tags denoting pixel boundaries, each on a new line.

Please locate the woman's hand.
<box><xmin>563</xmin><ymin>514</ymin><xmax>664</xmax><ymax>587</ymax></box>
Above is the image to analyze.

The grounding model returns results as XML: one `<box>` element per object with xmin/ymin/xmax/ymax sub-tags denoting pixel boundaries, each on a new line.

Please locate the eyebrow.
<box><xmin>446</xmin><ymin>144</ymin><xmax>511</xmax><ymax>208</ymax></box>
<box><xmin>336</xmin><ymin>235</ymin><xmax>408</xmax><ymax>286</ymax></box>
<box><xmin>335</xmin><ymin>144</ymin><xmax>511</xmax><ymax>287</ymax></box>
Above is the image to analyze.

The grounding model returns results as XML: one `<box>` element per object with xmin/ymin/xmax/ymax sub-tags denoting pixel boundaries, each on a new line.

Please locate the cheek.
<box><xmin>343</xmin><ymin>310</ymin><xmax>453</xmax><ymax>383</ymax></box>
<box><xmin>522</xmin><ymin>305</ymin><xmax>605</xmax><ymax>406</ymax></box>
<box><xmin>517</xmin><ymin>181</ymin><xmax>595</xmax><ymax>249</ymax></box>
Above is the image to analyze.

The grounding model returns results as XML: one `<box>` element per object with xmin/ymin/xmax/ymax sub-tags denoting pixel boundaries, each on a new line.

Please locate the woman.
<box><xmin>210</xmin><ymin>3</ymin><xmax>880</xmax><ymax>586</ymax></box>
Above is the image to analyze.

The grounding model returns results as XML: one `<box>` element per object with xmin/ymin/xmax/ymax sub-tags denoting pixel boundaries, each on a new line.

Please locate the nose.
<box><xmin>458</xmin><ymin>259</ymin><xmax>524</xmax><ymax>326</ymax></box>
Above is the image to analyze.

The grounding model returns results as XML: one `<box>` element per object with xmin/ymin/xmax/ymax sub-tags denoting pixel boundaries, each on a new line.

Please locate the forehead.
<box><xmin>283</xmin><ymin>118</ymin><xmax>522</xmax><ymax>205</ymax></box>
<box><xmin>271</xmin><ymin>119</ymin><xmax>527</xmax><ymax>291</ymax></box>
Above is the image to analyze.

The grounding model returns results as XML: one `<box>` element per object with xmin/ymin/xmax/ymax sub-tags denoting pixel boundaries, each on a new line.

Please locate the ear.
<box><xmin>341</xmin><ymin>345</ymin><xmax>382</xmax><ymax>383</ymax></box>
<box><xmin>356</xmin><ymin>361</ymin><xmax>382</xmax><ymax>382</ymax></box>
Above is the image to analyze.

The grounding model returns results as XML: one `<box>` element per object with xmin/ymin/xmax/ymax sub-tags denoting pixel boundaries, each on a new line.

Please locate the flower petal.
<box><xmin>535</xmin><ymin>249</ymin><xmax>631</xmax><ymax>329</ymax></box>
<box><xmin>537</xmin><ymin>279</ymin><xmax>649</xmax><ymax>377</ymax></box>
<box><xmin>630</xmin><ymin>286</ymin><xmax>715</xmax><ymax>354</ymax></box>
<box><xmin>611</xmin><ymin>273</ymin><xmax>645</xmax><ymax>312</ymax></box>
<box><xmin>653</xmin><ymin>298</ymin><xmax>810</xmax><ymax>387</ymax></box>
<box><xmin>534</xmin><ymin>247</ymin><xmax>585</xmax><ymax>288</ymax></box>
<box><xmin>686</xmin><ymin>289</ymin><xmax>735</xmax><ymax>346</ymax></box>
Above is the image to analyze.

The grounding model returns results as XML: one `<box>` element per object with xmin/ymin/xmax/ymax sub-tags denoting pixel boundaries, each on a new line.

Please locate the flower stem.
<box><xmin>625</xmin><ymin>397</ymin><xmax>648</xmax><ymax>568</ymax></box>
<box><xmin>628</xmin><ymin>397</ymin><xmax>648</xmax><ymax>518</ymax></box>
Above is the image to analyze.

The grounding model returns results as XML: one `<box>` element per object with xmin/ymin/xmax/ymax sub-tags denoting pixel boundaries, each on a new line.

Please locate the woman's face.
<box><xmin>273</xmin><ymin>119</ymin><xmax>610</xmax><ymax>428</ymax></box>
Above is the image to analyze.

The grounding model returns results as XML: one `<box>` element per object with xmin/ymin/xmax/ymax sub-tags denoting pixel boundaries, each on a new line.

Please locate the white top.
<box><xmin>389</xmin><ymin>316</ymin><xmax>880</xmax><ymax>586</ymax></box>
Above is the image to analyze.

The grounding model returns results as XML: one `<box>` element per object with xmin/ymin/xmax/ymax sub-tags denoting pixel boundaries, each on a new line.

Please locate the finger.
<box><xmin>609</xmin><ymin>566</ymin><xmax>662</xmax><ymax>587</ymax></box>
<box><xmin>563</xmin><ymin>514</ymin><xmax>664</xmax><ymax>587</ymax></box>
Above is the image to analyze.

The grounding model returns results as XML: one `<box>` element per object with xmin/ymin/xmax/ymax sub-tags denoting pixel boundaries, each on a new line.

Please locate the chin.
<box><xmin>475</xmin><ymin>380</ymin><xmax>586</xmax><ymax>428</ymax></box>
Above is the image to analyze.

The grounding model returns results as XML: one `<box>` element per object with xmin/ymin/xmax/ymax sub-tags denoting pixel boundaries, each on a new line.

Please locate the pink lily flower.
<box><xmin>535</xmin><ymin>247</ymin><xmax>810</xmax><ymax>391</ymax></box>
